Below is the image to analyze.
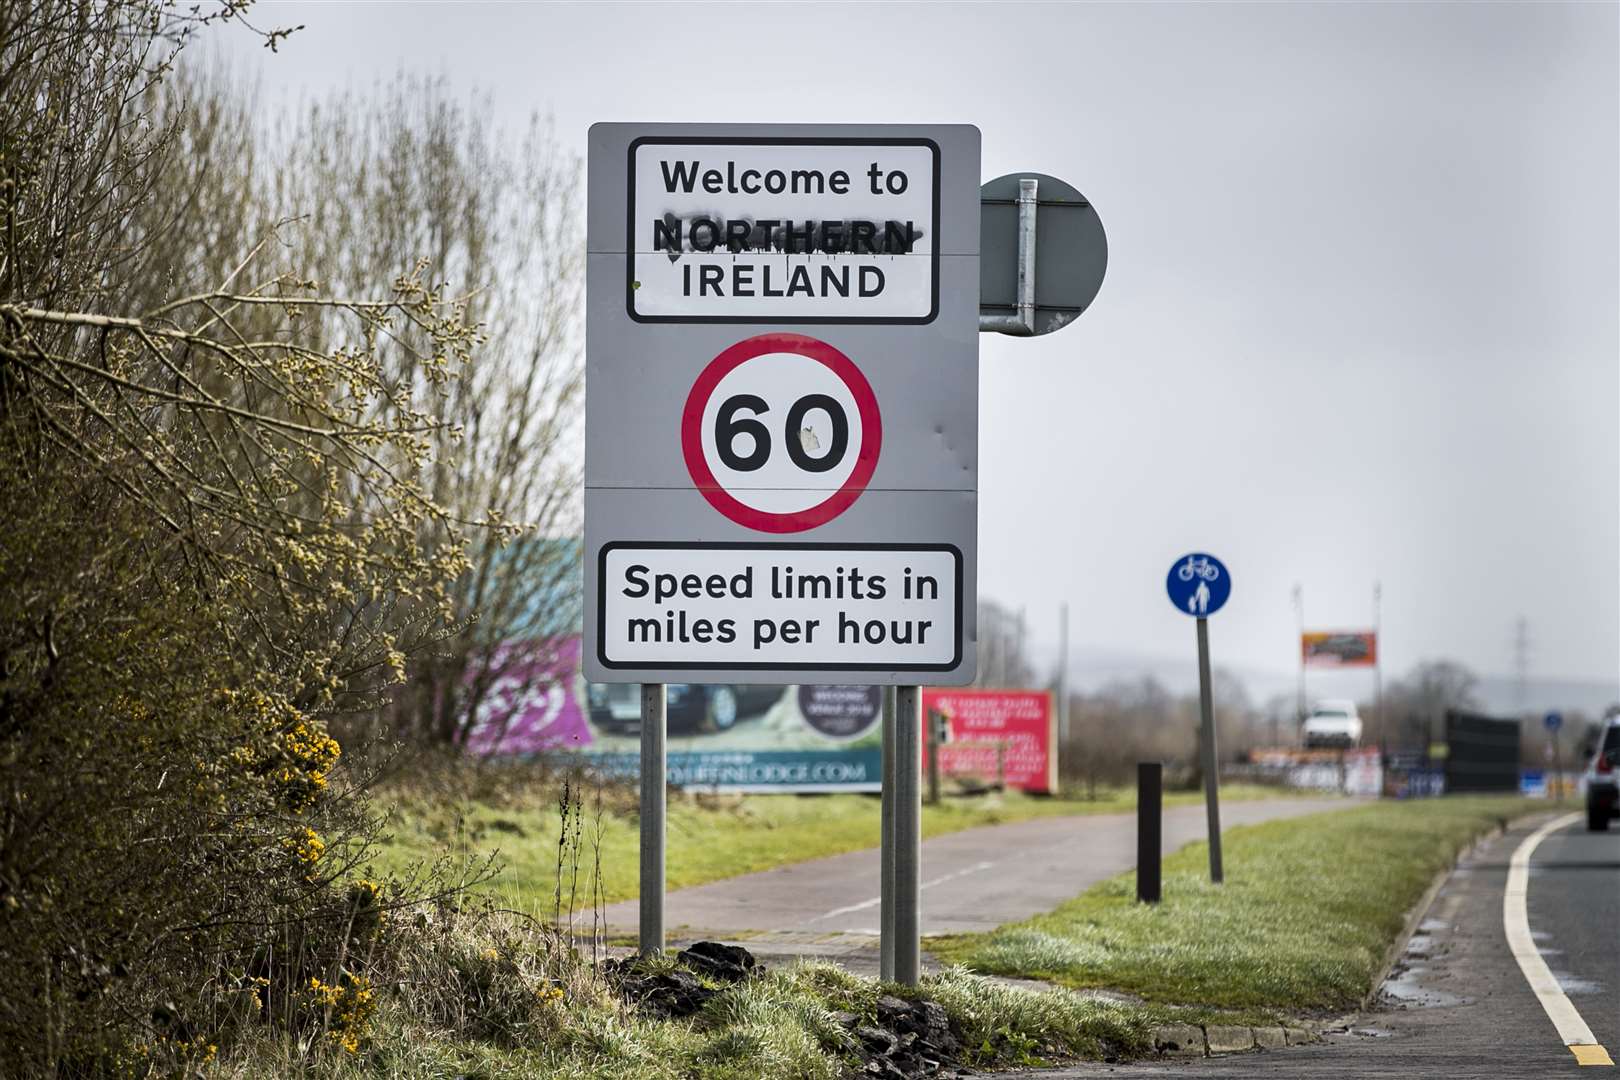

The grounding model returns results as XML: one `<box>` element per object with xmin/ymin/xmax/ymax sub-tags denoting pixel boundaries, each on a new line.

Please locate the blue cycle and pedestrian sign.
<box><xmin>1166</xmin><ymin>553</ymin><xmax>1230</xmax><ymax>618</ymax></box>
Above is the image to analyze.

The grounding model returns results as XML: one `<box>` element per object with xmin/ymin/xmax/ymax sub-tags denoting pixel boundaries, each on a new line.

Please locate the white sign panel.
<box><xmin>597</xmin><ymin>543</ymin><xmax>961</xmax><ymax>673</ymax></box>
<box><xmin>629</xmin><ymin>138</ymin><xmax>939</xmax><ymax>323</ymax></box>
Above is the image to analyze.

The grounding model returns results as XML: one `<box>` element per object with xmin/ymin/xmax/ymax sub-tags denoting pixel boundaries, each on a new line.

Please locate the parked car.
<box><xmin>1583</xmin><ymin>715</ymin><xmax>1620</xmax><ymax>831</ymax></box>
<box><xmin>1302</xmin><ymin>699</ymin><xmax>1364</xmax><ymax>749</ymax></box>
<box><xmin>586</xmin><ymin>682</ymin><xmax>784</xmax><ymax>736</ymax></box>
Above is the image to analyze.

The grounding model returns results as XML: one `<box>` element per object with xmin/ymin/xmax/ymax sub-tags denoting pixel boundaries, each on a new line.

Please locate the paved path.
<box><xmin>1019</xmin><ymin>812</ymin><xmax>1619</xmax><ymax>1079</ymax></box>
<box><xmin>603</xmin><ymin>796</ymin><xmax>1356</xmax><ymax>965</ymax></box>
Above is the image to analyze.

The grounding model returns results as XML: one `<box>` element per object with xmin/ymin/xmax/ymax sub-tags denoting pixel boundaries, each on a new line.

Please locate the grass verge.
<box><xmin>375</xmin><ymin>777</ymin><xmax>1298</xmax><ymax>911</ymax></box>
<box><xmin>218</xmin><ymin>907</ymin><xmax>1155</xmax><ymax>1079</ymax></box>
<box><xmin>930</xmin><ymin>796</ymin><xmax>1541</xmax><ymax>1014</ymax></box>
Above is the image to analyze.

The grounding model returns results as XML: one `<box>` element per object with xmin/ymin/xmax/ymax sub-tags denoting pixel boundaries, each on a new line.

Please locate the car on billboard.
<box><xmin>1302</xmin><ymin>699</ymin><xmax>1364</xmax><ymax>748</ymax></box>
<box><xmin>585</xmin><ymin>681</ymin><xmax>783</xmax><ymax>736</ymax></box>
<box><xmin>1583</xmin><ymin>715</ymin><xmax>1620</xmax><ymax>831</ymax></box>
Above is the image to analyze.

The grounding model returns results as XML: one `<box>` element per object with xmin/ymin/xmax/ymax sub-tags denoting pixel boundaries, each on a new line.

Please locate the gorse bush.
<box><xmin>0</xmin><ymin>2</ymin><xmax>493</xmax><ymax>1072</ymax></box>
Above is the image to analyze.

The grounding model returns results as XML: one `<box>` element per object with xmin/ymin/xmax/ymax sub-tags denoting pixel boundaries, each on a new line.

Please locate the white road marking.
<box><xmin>1502</xmin><ymin>812</ymin><xmax>1611</xmax><ymax>1065</ymax></box>
<box><xmin>806</xmin><ymin>861</ymin><xmax>996</xmax><ymax>924</ymax></box>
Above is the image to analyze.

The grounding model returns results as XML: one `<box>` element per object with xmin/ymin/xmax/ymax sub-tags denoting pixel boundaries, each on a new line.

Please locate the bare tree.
<box><xmin>256</xmin><ymin>76</ymin><xmax>585</xmax><ymax>747</ymax></box>
<box><xmin>976</xmin><ymin>598</ymin><xmax>1037</xmax><ymax>688</ymax></box>
<box><xmin>1382</xmin><ymin>659</ymin><xmax>1480</xmax><ymax>748</ymax></box>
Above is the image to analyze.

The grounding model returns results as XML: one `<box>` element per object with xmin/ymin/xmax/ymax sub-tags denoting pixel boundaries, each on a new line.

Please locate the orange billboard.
<box><xmin>1302</xmin><ymin>630</ymin><xmax>1378</xmax><ymax>667</ymax></box>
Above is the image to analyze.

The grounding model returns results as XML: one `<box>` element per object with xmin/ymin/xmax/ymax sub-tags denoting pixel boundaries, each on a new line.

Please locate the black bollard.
<box><xmin>1137</xmin><ymin>761</ymin><xmax>1162</xmax><ymax>904</ymax></box>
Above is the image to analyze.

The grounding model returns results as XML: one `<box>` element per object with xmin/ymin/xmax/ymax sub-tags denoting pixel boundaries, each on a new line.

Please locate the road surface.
<box><xmin>603</xmin><ymin>795</ymin><xmax>1355</xmax><ymax>970</ymax></box>
<box><xmin>1020</xmin><ymin>811</ymin><xmax>1618</xmax><ymax>1078</ymax></box>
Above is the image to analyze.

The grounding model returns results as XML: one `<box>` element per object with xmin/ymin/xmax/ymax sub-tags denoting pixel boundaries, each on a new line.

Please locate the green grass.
<box><xmin>221</xmin><ymin>926</ymin><xmax>1156</xmax><ymax>1079</ymax></box>
<box><xmin>930</xmin><ymin>796</ymin><xmax>1541</xmax><ymax>1013</ymax></box>
<box><xmin>373</xmin><ymin>781</ymin><xmax>1298</xmax><ymax>912</ymax></box>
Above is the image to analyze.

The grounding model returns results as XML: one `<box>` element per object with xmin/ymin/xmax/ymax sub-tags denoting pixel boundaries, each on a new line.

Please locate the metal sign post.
<box><xmin>892</xmin><ymin>685</ymin><xmax>922</xmax><ymax>984</ymax></box>
<box><xmin>1166</xmin><ymin>552</ymin><xmax>1231</xmax><ymax>884</ymax></box>
<box><xmin>879</xmin><ymin>685</ymin><xmax>896</xmax><ymax>981</ymax></box>
<box><xmin>639</xmin><ymin>683</ymin><xmax>667</xmax><ymax>953</ymax></box>
<box><xmin>1195</xmin><ymin>618</ymin><xmax>1224</xmax><ymax>883</ymax></box>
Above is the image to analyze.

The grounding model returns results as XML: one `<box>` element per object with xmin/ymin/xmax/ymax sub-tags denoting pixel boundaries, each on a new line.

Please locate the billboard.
<box><xmin>920</xmin><ymin>689</ymin><xmax>1057</xmax><ymax>794</ymax></box>
<box><xmin>463</xmin><ymin>635</ymin><xmax>885</xmax><ymax>792</ymax></box>
<box><xmin>1301</xmin><ymin>630</ymin><xmax>1378</xmax><ymax>667</ymax></box>
<box><xmin>462</xmin><ymin>640</ymin><xmax>1058</xmax><ymax>794</ymax></box>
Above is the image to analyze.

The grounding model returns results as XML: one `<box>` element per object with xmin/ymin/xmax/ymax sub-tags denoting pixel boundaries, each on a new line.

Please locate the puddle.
<box><xmin>1381</xmin><ymin>964</ymin><xmax>1466</xmax><ymax>1008</ymax></box>
<box><xmin>1553</xmin><ymin>971</ymin><xmax>1604</xmax><ymax>996</ymax></box>
<box><xmin>1404</xmin><ymin>935</ymin><xmax>1434</xmax><ymax>957</ymax></box>
<box><xmin>1417</xmin><ymin>918</ymin><xmax>1451</xmax><ymax>933</ymax></box>
<box><xmin>1350</xmin><ymin>1026</ymin><xmax>1397</xmax><ymax>1038</ymax></box>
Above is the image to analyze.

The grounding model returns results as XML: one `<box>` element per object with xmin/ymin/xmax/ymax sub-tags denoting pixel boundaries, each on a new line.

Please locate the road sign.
<box><xmin>680</xmin><ymin>332</ymin><xmax>881</xmax><ymax>533</ymax></box>
<box><xmin>1545</xmin><ymin>712</ymin><xmax>1563</xmax><ymax>732</ymax></box>
<box><xmin>979</xmin><ymin>172</ymin><xmax>1107</xmax><ymax>335</ymax></box>
<box><xmin>1165</xmin><ymin>552</ymin><xmax>1230</xmax><ymax>617</ymax></box>
<box><xmin>585</xmin><ymin>124</ymin><xmax>980</xmax><ymax>685</ymax></box>
<box><xmin>1164</xmin><ymin>550</ymin><xmax>1232</xmax><ymax>883</ymax></box>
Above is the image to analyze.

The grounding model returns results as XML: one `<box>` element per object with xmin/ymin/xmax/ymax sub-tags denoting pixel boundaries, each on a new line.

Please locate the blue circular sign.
<box><xmin>1544</xmin><ymin>712</ymin><xmax>1563</xmax><ymax>732</ymax></box>
<box><xmin>1166</xmin><ymin>553</ymin><xmax>1230</xmax><ymax>617</ymax></box>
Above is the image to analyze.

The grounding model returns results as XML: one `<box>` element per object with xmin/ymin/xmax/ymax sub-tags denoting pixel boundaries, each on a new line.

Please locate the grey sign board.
<box><xmin>584</xmin><ymin>123</ymin><xmax>980</xmax><ymax>685</ymax></box>
<box><xmin>980</xmin><ymin>172</ymin><xmax>1107</xmax><ymax>336</ymax></box>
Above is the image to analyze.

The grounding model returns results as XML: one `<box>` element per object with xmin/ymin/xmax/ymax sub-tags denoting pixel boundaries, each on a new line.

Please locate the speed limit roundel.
<box><xmin>680</xmin><ymin>333</ymin><xmax>882</xmax><ymax>533</ymax></box>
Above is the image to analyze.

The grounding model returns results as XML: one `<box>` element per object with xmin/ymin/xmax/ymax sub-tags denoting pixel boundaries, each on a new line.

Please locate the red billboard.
<box><xmin>1301</xmin><ymin>630</ymin><xmax>1378</xmax><ymax>667</ymax></box>
<box><xmin>920</xmin><ymin>688</ymin><xmax>1057</xmax><ymax>794</ymax></box>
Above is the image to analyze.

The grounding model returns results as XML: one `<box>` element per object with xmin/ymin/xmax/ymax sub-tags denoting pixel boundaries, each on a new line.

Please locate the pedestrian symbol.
<box><xmin>1166</xmin><ymin>553</ymin><xmax>1230</xmax><ymax>618</ymax></box>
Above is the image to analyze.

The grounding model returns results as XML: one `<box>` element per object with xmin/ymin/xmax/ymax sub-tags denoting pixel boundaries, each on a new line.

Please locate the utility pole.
<box><xmin>1373</xmin><ymin>584</ymin><xmax>1383</xmax><ymax>725</ymax></box>
<box><xmin>1292</xmin><ymin>584</ymin><xmax>1306</xmax><ymax>737</ymax></box>
<box><xmin>1016</xmin><ymin>606</ymin><xmax>1027</xmax><ymax>684</ymax></box>
<box><xmin>1057</xmin><ymin>601</ymin><xmax>1070</xmax><ymax>746</ymax></box>
<box><xmin>1374</xmin><ymin>582</ymin><xmax>1384</xmax><ymax>794</ymax></box>
<box><xmin>1513</xmin><ymin>616</ymin><xmax>1531</xmax><ymax>716</ymax></box>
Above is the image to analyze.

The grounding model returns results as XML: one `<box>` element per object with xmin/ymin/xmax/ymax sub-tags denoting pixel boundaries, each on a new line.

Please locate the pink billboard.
<box><xmin>920</xmin><ymin>689</ymin><xmax>1057</xmax><ymax>794</ymax></box>
<box><xmin>461</xmin><ymin>637</ymin><xmax>594</xmax><ymax>756</ymax></box>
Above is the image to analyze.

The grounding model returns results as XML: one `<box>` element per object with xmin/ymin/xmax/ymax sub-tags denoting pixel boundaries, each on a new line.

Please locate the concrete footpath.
<box><xmin>603</xmin><ymin>795</ymin><xmax>1357</xmax><ymax>972</ymax></box>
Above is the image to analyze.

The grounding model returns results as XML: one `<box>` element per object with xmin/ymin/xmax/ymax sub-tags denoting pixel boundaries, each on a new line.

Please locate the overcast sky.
<box><xmin>215</xmin><ymin>1</ymin><xmax>1619</xmax><ymax>690</ymax></box>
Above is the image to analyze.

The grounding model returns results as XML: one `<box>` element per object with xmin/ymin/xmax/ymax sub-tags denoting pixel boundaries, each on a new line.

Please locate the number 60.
<box><xmin>715</xmin><ymin>393</ymin><xmax>850</xmax><ymax>474</ymax></box>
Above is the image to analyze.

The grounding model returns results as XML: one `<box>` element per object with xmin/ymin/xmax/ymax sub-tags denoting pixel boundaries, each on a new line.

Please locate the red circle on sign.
<box><xmin>681</xmin><ymin>333</ymin><xmax>882</xmax><ymax>533</ymax></box>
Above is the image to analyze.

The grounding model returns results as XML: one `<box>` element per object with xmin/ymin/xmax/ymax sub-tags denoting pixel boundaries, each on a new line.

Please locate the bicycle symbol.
<box><xmin>1176</xmin><ymin>556</ymin><xmax>1221</xmax><ymax>583</ymax></box>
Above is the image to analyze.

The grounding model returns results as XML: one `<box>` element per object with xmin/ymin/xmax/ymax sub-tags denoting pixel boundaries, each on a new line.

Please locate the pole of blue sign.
<box><xmin>639</xmin><ymin>683</ymin><xmax>667</xmax><ymax>954</ymax></box>
<box><xmin>893</xmin><ymin>685</ymin><xmax>923</xmax><ymax>984</ymax></box>
<box><xmin>879</xmin><ymin>685</ymin><xmax>896</xmax><ymax>981</ymax></box>
<box><xmin>1196</xmin><ymin>619</ymin><xmax>1224</xmax><ymax>883</ymax></box>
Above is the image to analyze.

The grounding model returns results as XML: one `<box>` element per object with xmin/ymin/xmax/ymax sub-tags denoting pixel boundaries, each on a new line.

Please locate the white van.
<box><xmin>1303</xmin><ymin>699</ymin><xmax>1364</xmax><ymax>749</ymax></box>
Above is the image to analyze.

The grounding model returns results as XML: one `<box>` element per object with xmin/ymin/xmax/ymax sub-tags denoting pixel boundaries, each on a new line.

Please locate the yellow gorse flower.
<box><xmin>283</xmin><ymin>827</ymin><xmax>324</xmax><ymax>865</ymax></box>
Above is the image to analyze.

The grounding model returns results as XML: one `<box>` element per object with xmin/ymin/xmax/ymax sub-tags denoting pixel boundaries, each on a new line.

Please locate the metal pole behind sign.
<box><xmin>639</xmin><ymin>683</ymin><xmax>667</xmax><ymax>954</ymax></box>
<box><xmin>879</xmin><ymin>685</ymin><xmax>896</xmax><ymax>981</ymax></box>
<box><xmin>893</xmin><ymin>685</ymin><xmax>922</xmax><ymax>984</ymax></box>
<box><xmin>1196</xmin><ymin>619</ymin><xmax>1224</xmax><ymax>884</ymax></box>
